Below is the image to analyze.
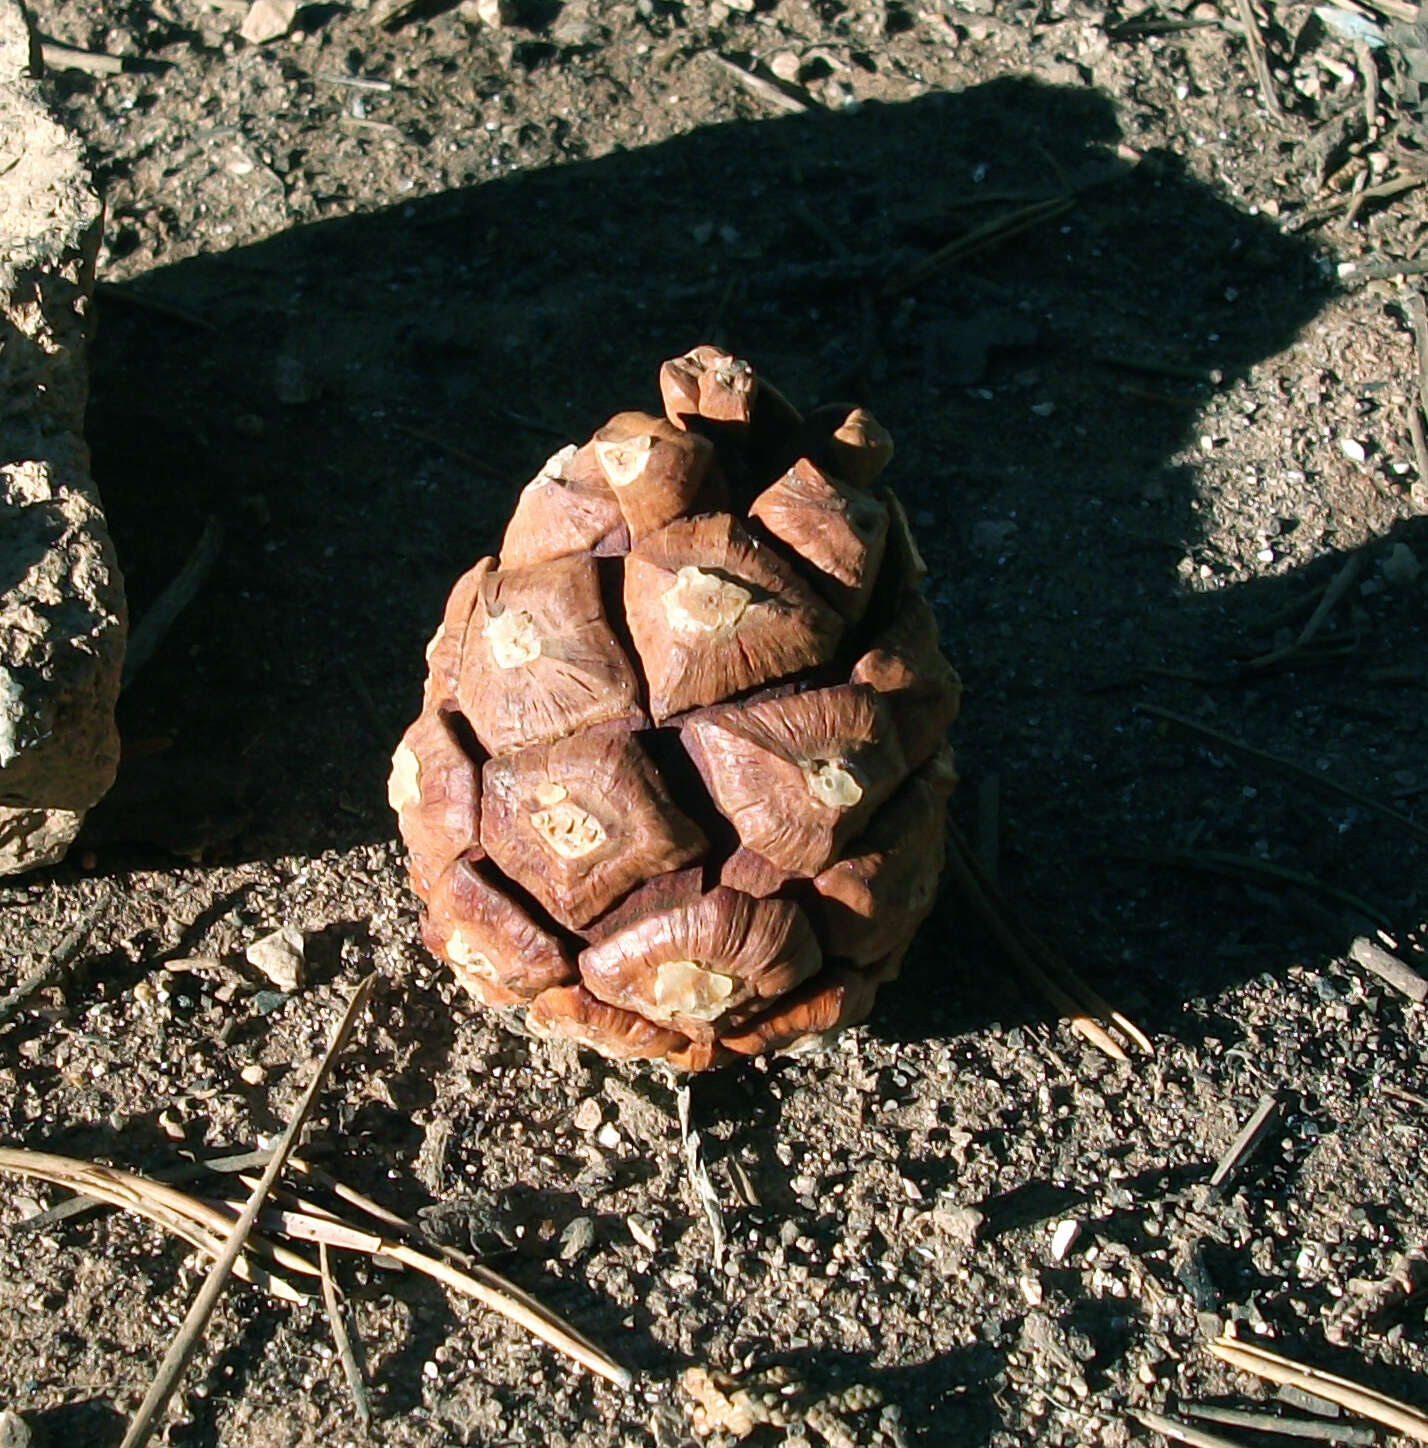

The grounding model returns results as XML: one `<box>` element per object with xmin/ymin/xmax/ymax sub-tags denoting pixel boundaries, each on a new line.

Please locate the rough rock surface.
<box><xmin>0</xmin><ymin>0</ymin><xmax>124</xmax><ymax>874</ymax></box>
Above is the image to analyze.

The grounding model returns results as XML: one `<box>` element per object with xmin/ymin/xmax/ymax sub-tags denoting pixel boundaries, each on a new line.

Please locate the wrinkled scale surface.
<box><xmin>391</xmin><ymin>347</ymin><xmax>961</xmax><ymax>1068</ymax></box>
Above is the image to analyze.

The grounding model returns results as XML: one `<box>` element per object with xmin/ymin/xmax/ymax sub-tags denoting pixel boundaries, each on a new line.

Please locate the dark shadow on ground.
<box><xmin>71</xmin><ymin>75</ymin><xmax>1425</xmax><ymax>1052</ymax></box>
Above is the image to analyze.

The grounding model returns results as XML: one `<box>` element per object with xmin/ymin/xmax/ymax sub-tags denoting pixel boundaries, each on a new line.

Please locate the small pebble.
<box><xmin>628</xmin><ymin>1216</ymin><xmax>658</xmax><ymax>1252</ymax></box>
<box><xmin>0</xmin><ymin>1409</ymin><xmax>39</xmax><ymax>1448</ymax></box>
<box><xmin>1339</xmin><ymin>437</ymin><xmax>1367</xmax><ymax>462</ymax></box>
<box><xmin>239</xmin><ymin>1063</ymin><xmax>266</xmax><ymax>1086</ymax></box>
<box><xmin>245</xmin><ymin>927</ymin><xmax>305</xmax><ymax>992</ymax></box>
<box><xmin>595</xmin><ymin>1121</ymin><xmax>622</xmax><ymax>1150</ymax></box>
<box><xmin>560</xmin><ymin>1216</ymin><xmax>595</xmax><ymax>1261</ymax></box>
<box><xmin>239</xmin><ymin>0</ymin><xmax>297</xmax><ymax>44</ymax></box>
<box><xmin>1051</xmin><ymin>1218</ymin><xmax>1082</xmax><ymax>1261</ymax></box>
<box><xmin>573</xmin><ymin>1098</ymin><xmax>603</xmax><ymax>1133</ymax></box>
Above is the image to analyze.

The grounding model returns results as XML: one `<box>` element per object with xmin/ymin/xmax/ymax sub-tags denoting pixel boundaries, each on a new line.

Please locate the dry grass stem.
<box><xmin>1130</xmin><ymin>1406</ymin><xmax>1255</xmax><ymax>1448</ymax></box>
<box><xmin>38</xmin><ymin>38</ymin><xmax>125</xmax><ymax>74</ymax></box>
<box><xmin>946</xmin><ymin>823</ymin><xmax>1145</xmax><ymax>1061</ymax></box>
<box><xmin>1347</xmin><ymin>936</ymin><xmax>1427</xmax><ymax>1004</ymax></box>
<box><xmin>705</xmin><ymin>53</ymin><xmax>812</xmax><ymax>114</ymax></box>
<box><xmin>0</xmin><ymin>1149</ymin><xmax>314</xmax><ymax>1301</ymax></box>
<box><xmin>1124</xmin><ymin>846</ymin><xmax>1392</xmax><ymax>927</ymax></box>
<box><xmin>319</xmin><ymin>1241</ymin><xmax>371</xmax><ymax>1428</ymax></box>
<box><xmin>122</xmin><ymin>518</ymin><xmax>225</xmax><ymax>689</ymax></box>
<box><xmin>1181</xmin><ymin>1401</ymin><xmax>1376</xmax><ymax>1444</ymax></box>
<box><xmin>241</xmin><ymin>1175</ymin><xmax>632</xmax><ymax>1387</ymax></box>
<box><xmin>1139</xmin><ymin>704</ymin><xmax>1428</xmax><ymax>846</ymax></box>
<box><xmin>1210</xmin><ymin>1335</ymin><xmax>1428</xmax><ymax>1442</ymax></box>
<box><xmin>1207</xmin><ymin>1092</ymin><xmax>1281</xmax><ymax>1201</ymax></box>
<box><xmin>676</xmin><ymin>1083</ymin><xmax>728</xmax><ymax>1274</ymax></box>
<box><xmin>1232</xmin><ymin>0</ymin><xmax>1284</xmax><ymax>118</ymax></box>
<box><xmin>119</xmin><ymin>973</ymin><xmax>376</xmax><ymax>1448</ymax></box>
<box><xmin>384</xmin><ymin>1240</ymin><xmax>632</xmax><ymax>1387</ymax></box>
<box><xmin>1295</xmin><ymin>554</ymin><xmax>1363</xmax><ymax>650</ymax></box>
<box><xmin>0</xmin><ymin>897</ymin><xmax>108</xmax><ymax>1029</ymax></box>
<box><xmin>390</xmin><ymin>421</ymin><xmax>504</xmax><ymax>480</ymax></box>
<box><xmin>95</xmin><ymin>280</ymin><xmax>217</xmax><ymax>332</ymax></box>
<box><xmin>882</xmin><ymin>196</ymin><xmax>1074</xmax><ymax>296</ymax></box>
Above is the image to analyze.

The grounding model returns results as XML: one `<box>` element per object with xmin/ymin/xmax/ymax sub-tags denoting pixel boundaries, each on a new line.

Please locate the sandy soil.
<box><xmin>1</xmin><ymin>0</ymin><xmax>1426</xmax><ymax>1444</ymax></box>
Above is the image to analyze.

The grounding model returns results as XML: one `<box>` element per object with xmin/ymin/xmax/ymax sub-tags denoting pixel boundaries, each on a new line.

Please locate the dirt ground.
<box><xmin>1</xmin><ymin>0</ymin><xmax>1427</xmax><ymax>1444</ymax></box>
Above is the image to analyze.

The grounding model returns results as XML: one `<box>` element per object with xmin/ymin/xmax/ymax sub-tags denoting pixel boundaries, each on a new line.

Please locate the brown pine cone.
<box><xmin>389</xmin><ymin>346</ymin><xmax>960</xmax><ymax>1069</ymax></box>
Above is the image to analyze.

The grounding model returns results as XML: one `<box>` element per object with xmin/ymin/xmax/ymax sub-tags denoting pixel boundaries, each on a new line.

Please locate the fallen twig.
<box><xmin>1400</xmin><ymin>288</ymin><xmax>1428</xmax><ymax>413</ymax></box>
<box><xmin>1206</xmin><ymin>1092</ymin><xmax>1281</xmax><ymax>1202</ymax></box>
<box><xmin>1092</xmin><ymin>351</ymin><xmax>1223</xmax><ymax>385</ymax></box>
<box><xmin>238</xmin><ymin>1175</ymin><xmax>631</xmax><ymax>1386</ymax></box>
<box><xmin>676</xmin><ymin>1083</ymin><xmax>728</xmax><ymax>1273</ymax></box>
<box><xmin>1210</xmin><ymin>1334</ymin><xmax>1428</xmax><ymax>1443</ymax></box>
<box><xmin>1296</xmin><ymin>554</ymin><xmax>1363</xmax><ymax>651</ymax></box>
<box><xmin>96</xmin><ymin>281</ymin><xmax>216</xmax><ymax>332</ymax></box>
<box><xmin>1138</xmin><ymin>704</ymin><xmax>1428</xmax><ymax>846</ymax></box>
<box><xmin>1121</xmin><ymin>846</ymin><xmax>1392</xmax><ymax>928</ymax></box>
<box><xmin>384</xmin><ymin>1239</ymin><xmax>632</xmax><ymax>1387</ymax></box>
<box><xmin>1352</xmin><ymin>0</ymin><xmax>1417</xmax><ymax>20</ymax></box>
<box><xmin>122</xmin><ymin>518</ymin><xmax>224</xmax><ymax>690</ymax></box>
<box><xmin>946</xmin><ymin>823</ymin><xmax>1147</xmax><ymax>1060</ymax></box>
<box><xmin>319</xmin><ymin>1242</ymin><xmax>371</xmax><ymax>1428</ymax></box>
<box><xmin>119</xmin><ymin>973</ymin><xmax>376</xmax><ymax>1448</ymax></box>
<box><xmin>1408</xmin><ymin>399</ymin><xmax>1428</xmax><ymax>492</ymax></box>
<box><xmin>0</xmin><ymin>896</ymin><xmax>107</xmax><ymax>1029</ymax></box>
<box><xmin>1233</xmin><ymin>0</ymin><xmax>1284</xmax><ymax>119</ymax></box>
<box><xmin>882</xmin><ymin>196</ymin><xmax>1074</xmax><ymax>297</ymax></box>
<box><xmin>1338</xmin><ymin>255</ymin><xmax>1428</xmax><ymax>283</ymax></box>
<box><xmin>38</xmin><ymin>37</ymin><xmax>125</xmax><ymax>75</ymax></box>
<box><xmin>1131</xmin><ymin>1405</ymin><xmax>1254</xmax><ymax>1448</ymax></box>
<box><xmin>0</xmin><ymin>1149</ymin><xmax>315</xmax><ymax>1302</ymax></box>
<box><xmin>1347</xmin><ymin>935</ymin><xmax>1427</xmax><ymax>1004</ymax></box>
<box><xmin>391</xmin><ymin>421</ymin><xmax>504</xmax><ymax>480</ymax></box>
<box><xmin>1181</xmin><ymin>1402</ymin><xmax>1375</xmax><ymax>1444</ymax></box>
<box><xmin>706</xmin><ymin>53</ymin><xmax>814</xmax><ymax>115</ymax></box>
<box><xmin>313</xmin><ymin>71</ymin><xmax>394</xmax><ymax>92</ymax></box>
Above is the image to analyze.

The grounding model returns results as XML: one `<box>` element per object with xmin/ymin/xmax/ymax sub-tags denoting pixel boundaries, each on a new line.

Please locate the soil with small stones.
<box><xmin>2</xmin><ymin>0</ymin><xmax>1427</xmax><ymax>1445</ymax></box>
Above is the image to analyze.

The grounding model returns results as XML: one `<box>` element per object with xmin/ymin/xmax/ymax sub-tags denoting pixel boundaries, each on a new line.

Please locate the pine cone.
<box><xmin>390</xmin><ymin>346</ymin><xmax>960</xmax><ymax>1070</ymax></box>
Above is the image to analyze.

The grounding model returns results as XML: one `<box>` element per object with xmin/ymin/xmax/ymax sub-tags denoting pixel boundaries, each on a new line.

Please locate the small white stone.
<box><xmin>595</xmin><ymin>1121</ymin><xmax>622</xmax><ymax>1150</ymax></box>
<box><xmin>628</xmin><ymin>1216</ymin><xmax>658</xmax><ymax>1251</ymax></box>
<box><xmin>240</xmin><ymin>1063</ymin><xmax>266</xmax><ymax>1086</ymax></box>
<box><xmin>573</xmin><ymin>1098</ymin><xmax>603</xmax><ymax>1133</ymax></box>
<box><xmin>245</xmin><ymin>926</ymin><xmax>305</xmax><ymax>992</ymax></box>
<box><xmin>1339</xmin><ymin>436</ymin><xmax>1368</xmax><ymax>463</ymax></box>
<box><xmin>239</xmin><ymin>0</ymin><xmax>297</xmax><ymax>44</ymax></box>
<box><xmin>1050</xmin><ymin>1218</ymin><xmax>1082</xmax><ymax>1262</ymax></box>
<box><xmin>1020</xmin><ymin>1272</ymin><xmax>1044</xmax><ymax>1305</ymax></box>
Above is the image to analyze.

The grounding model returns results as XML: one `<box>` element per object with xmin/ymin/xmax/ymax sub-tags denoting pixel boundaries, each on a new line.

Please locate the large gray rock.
<box><xmin>0</xmin><ymin>0</ymin><xmax>126</xmax><ymax>874</ymax></box>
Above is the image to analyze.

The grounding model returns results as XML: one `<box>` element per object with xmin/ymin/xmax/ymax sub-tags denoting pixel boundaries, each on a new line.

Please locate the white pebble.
<box><xmin>1051</xmin><ymin>1218</ymin><xmax>1082</xmax><ymax>1262</ymax></box>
